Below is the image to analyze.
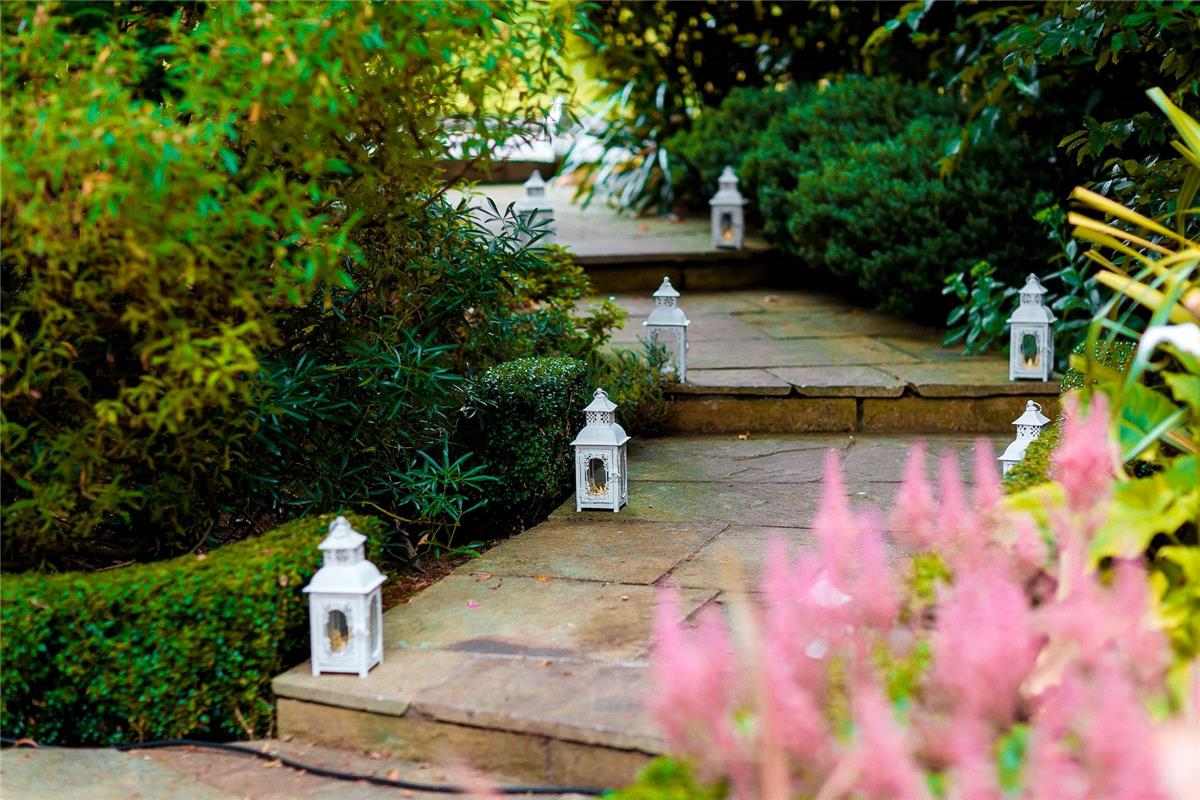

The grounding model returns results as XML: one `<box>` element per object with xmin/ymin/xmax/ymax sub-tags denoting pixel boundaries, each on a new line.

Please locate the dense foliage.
<box><xmin>1</xmin><ymin>1</ymin><xmax>638</xmax><ymax>570</ymax></box>
<box><xmin>564</xmin><ymin>1</ymin><xmax>961</xmax><ymax>211</ymax></box>
<box><xmin>0</xmin><ymin>513</ymin><xmax>377</xmax><ymax>744</ymax></box>
<box><xmin>664</xmin><ymin>78</ymin><xmax>1053</xmax><ymax>317</ymax></box>
<box><xmin>462</xmin><ymin>357</ymin><xmax>589</xmax><ymax>537</ymax></box>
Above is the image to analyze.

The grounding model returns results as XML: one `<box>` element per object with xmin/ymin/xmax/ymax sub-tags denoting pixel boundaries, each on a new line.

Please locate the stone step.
<box><xmin>664</xmin><ymin>386</ymin><xmax>1060</xmax><ymax>434</ymax></box>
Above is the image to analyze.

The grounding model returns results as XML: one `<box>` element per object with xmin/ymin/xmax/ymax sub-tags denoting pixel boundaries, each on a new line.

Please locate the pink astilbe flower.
<box><xmin>1010</xmin><ymin>515</ymin><xmax>1049</xmax><ymax>581</ymax></box>
<box><xmin>971</xmin><ymin>438</ymin><xmax>1004</xmax><ymax>513</ymax></box>
<box><xmin>935</xmin><ymin>453</ymin><xmax>989</xmax><ymax>570</ymax></box>
<box><xmin>1082</xmin><ymin>663</ymin><xmax>1168</xmax><ymax>800</ymax></box>
<box><xmin>946</xmin><ymin>713</ymin><xmax>1003</xmax><ymax>800</ymax></box>
<box><xmin>892</xmin><ymin>443</ymin><xmax>938</xmax><ymax>549</ymax></box>
<box><xmin>932</xmin><ymin>566</ymin><xmax>1039</xmax><ymax>724</ymax></box>
<box><xmin>848</xmin><ymin>679</ymin><xmax>928</xmax><ymax>800</ymax></box>
<box><xmin>1051</xmin><ymin>394</ymin><xmax>1116</xmax><ymax>515</ymax></box>
<box><xmin>649</xmin><ymin>587</ymin><xmax>740</xmax><ymax>776</ymax></box>
<box><xmin>844</xmin><ymin>509</ymin><xmax>901</xmax><ymax>630</ymax></box>
<box><xmin>814</xmin><ymin>450</ymin><xmax>857</xmax><ymax>574</ymax></box>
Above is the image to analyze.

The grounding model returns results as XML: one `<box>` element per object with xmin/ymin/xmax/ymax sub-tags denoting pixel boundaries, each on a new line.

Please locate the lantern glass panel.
<box><xmin>587</xmin><ymin>457</ymin><xmax>608</xmax><ymax>496</ymax></box>
<box><xmin>326</xmin><ymin>609</ymin><xmax>350</xmax><ymax>652</ymax></box>
<box><xmin>720</xmin><ymin>213</ymin><xmax>734</xmax><ymax>242</ymax></box>
<box><xmin>1020</xmin><ymin>332</ymin><xmax>1040</xmax><ymax>370</ymax></box>
<box><xmin>369</xmin><ymin>595</ymin><xmax>380</xmax><ymax>650</ymax></box>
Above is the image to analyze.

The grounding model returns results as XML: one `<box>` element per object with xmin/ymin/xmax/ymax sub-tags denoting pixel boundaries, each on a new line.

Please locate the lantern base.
<box><xmin>575</xmin><ymin>496</ymin><xmax>627</xmax><ymax>513</ymax></box>
<box><xmin>311</xmin><ymin>655</ymin><xmax>382</xmax><ymax>679</ymax></box>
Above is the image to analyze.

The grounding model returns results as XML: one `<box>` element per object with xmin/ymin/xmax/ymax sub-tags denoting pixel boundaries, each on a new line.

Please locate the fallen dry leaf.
<box><xmin>535</xmin><ymin>575</ymin><xmax>552</xmax><ymax>583</ymax></box>
<box><xmin>387</xmin><ymin>769</ymin><xmax>401</xmax><ymax>781</ymax></box>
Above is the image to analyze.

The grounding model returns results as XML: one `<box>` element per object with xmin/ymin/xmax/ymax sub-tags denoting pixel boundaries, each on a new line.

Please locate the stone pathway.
<box><xmin>0</xmin><ymin>739</ymin><xmax>592</xmax><ymax>799</ymax></box>
<box><xmin>598</xmin><ymin>289</ymin><xmax>1058</xmax><ymax>433</ymax></box>
<box><xmin>470</xmin><ymin>182</ymin><xmax>772</xmax><ymax>262</ymax></box>
<box><xmin>274</xmin><ymin>433</ymin><xmax>1000</xmax><ymax>788</ymax></box>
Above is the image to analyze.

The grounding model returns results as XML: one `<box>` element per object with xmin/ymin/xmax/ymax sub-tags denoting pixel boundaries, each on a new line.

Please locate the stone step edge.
<box><xmin>667</xmin><ymin>380</ymin><xmax>1059</xmax><ymax>400</ymax></box>
<box><xmin>663</xmin><ymin>393</ymin><xmax>1063</xmax><ymax>435</ymax></box>
<box><xmin>276</xmin><ymin>697</ymin><xmax>655</xmax><ymax>788</ymax></box>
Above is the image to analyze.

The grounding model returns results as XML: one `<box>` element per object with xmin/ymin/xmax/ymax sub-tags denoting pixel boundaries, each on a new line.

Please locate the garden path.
<box><xmin>272</xmin><ymin>432</ymin><xmax>1001</xmax><ymax>790</ymax></box>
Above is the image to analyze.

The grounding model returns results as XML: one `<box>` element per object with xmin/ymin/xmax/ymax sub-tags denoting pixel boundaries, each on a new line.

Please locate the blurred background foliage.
<box><xmin>565</xmin><ymin>0</ymin><xmax>1198</xmax><ymax>333</ymax></box>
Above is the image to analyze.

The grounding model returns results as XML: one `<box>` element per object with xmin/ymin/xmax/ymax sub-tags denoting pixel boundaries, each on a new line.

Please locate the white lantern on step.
<box><xmin>571</xmin><ymin>388</ymin><xmax>630</xmax><ymax>512</ymax></box>
<box><xmin>514</xmin><ymin>169</ymin><xmax>556</xmax><ymax>245</ymax></box>
<box><xmin>998</xmin><ymin>401</ymin><xmax>1052</xmax><ymax>476</ymax></box>
<box><xmin>303</xmin><ymin>516</ymin><xmax>385</xmax><ymax>678</ymax></box>
<box><xmin>710</xmin><ymin>165</ymin><xmax>747</xmax><ymax>250</ymax></box>
<box><xmin>1008</xmin><ymin>274</ymin><xmax>1056</xmax><ymax>381</ymax></box>
<box><xmin>643</xmin><ymin>276</ymin><xmax>690</xmax><ymax>382</ymax></box>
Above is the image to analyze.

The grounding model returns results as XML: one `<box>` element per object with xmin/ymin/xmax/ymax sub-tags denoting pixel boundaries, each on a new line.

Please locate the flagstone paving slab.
<box><xmin>382</xmin><ymin>574</ymin><xmax>715</xmax><ymax>661</ymax></box>
<box><xmin>461</xmin><ymin>519</ymin><xmax>727</xmax><ymax>584</ymax></box>
<box><xmin>0</xmin><ymin>748</ymin><xmax>234</xmax><ymax>800</ymax></box>
<box><xmin>688</xmin><ymin>335</ymin><xmax>922</xmax><ymax>369</ymax></box>
<box><xmin>412</xmin><ymin>657</ymin><xmax>663</xmax><ymax>752</ymax></box>
<box><xmin>667</xmin><ymin>525</ymin><xmax>818</xmax><ymax>590</ymax></box>
<box><xmin>670</xmin><ymin>368</ymin><xmax>792</xmax><ymax>394</ymax></box>
<box><xmin>739</xmin><ymin>308</ymin><xmax>932</xmax><ymax>340</ymax></box>
<box><xmin>273</xmin><ymin>649</ymin><xmax>473</xmax><ymax>717</ymax></box>
<box><xmin>629</xmin><ymin>434</ymin><xmax>836</xmax><ymax>483</ymax></box>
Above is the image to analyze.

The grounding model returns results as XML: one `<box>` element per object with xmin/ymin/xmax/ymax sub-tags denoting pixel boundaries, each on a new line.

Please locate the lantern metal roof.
<box><xmin>516</xmin><ymin>169</ymin><xmax>551</xmax><ymax>210</ymax></box>
<box><xmin>571</xmin><ymin>388</ymin><xmax>630</xmax><ymax>447</ymax></box>
<box><xmin>1012</xmin><ymin>400</ymin><xmax>1051</xmax><ymax>428</ymax></box>
<box><xmin>303</xmin><ymin>517</ymin><xmax>385</xmax><ymax>595</ymax></box>
<box><xmin>1007</xmin><ymin>274</ymin><xmax>1057</xmax><ymax>324</ymax></box>
<box><xmin>709</xmin><ymin>165</ymin><xmax>747</xmax><ymax>207</ymax></box>
<box><xmin>645</xmin><ymin>277</ymin><xmax>690</xmax><ymax>328</ymax></box>
<box><xmin>998</xmin><ymin>437</ymin><xmax>1032</xmax><ymax>464</ymax></box>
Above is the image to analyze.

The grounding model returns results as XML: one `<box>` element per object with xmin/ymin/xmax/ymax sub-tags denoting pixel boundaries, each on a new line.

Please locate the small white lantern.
<box><xmin>998</xmin><ymin>400</ymin><xmax>1052</xmax><ymax>475</ymax></box>
<box><xmin>1008</xmin><ymin>274</ymin><xmax>1056</xmax><ymax>381</ymax></box>
<box><xmin>571</xmin><ymin>388</ymin><xmax>630</xmax><ymax>512</ymax></box>
<box><xmin>710</xmin><ymin>165</ymin><xmax>747</xmax><ymax>250</ymax></box>
<box><xmin>303</xmin><ymin>516</ymin><xmax>386</xmax><ymax>678</ymax></box>
<box><xmin>514</xmin><ymin>169</ymin><xmax>556</xmax><ymax>245</ymax></box>
<box><xmin>642</xmin><ymin>276</ymin><xmax>690</xmax><ymax>382</ymax></box>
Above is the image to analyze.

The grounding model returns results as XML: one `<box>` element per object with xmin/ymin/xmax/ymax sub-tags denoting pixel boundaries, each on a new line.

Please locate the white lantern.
<box><xmin>709</xmin><ymin>165</ymin><xmax>747</xmax><ymax>250</ymax></box>
<box><xmin>571</xmin><ymin>388</ymin><xmax>630</xmax><ymax>512</ymax></box>
<box><xmin>998</xmin><ymin>400</ymin><xmax>1052</xmax><ymax>475</ymax></box>
<box><xmin>1008</xmin><ymin>274</ymin><xmax>1056</xmax><ymax>381</ymax></box>
<box><xmin>303</xmin><ymin>516</ymin><xmax>386</xmax><ymax>678</ymax></box>
<box><xmin>642</xmin><ymin>276</ymin><xmax>690</xmax><ymax>382</ymax></box>
<box><xmin>514</xmin><ymin>169</ymin><xmax>555</xmax><ymax>245</ymax></box>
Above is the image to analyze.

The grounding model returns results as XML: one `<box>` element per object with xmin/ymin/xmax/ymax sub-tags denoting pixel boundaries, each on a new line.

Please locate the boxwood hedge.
<box><xmin>1</xmin><ymin>513</ymin><xmax>379</xmax><ymax>745</ymax></box>
<box><xmin>463</xmin><ymin>356</ymin><xmax>589</xmax><ymax>536</ymax></box>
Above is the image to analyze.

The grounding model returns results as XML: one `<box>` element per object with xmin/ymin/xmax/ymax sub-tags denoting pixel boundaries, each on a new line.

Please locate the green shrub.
<box><xmin>609</xmin><ymin>757</ymin><xmax>728</xmax><ymax>800</ymax></box>
<box><xmin>463</xmin><ymin>358</ymin><xmax>589</xmax><ymax>536</ymax></box>
<box><xmin>0</xmin><ymin>2</ymin><xmax>581</xmax><ymax>569</ymax></box>
<box><xmin>589</xmin><ymin>343</ymin><xmax>672</xmax><ymax>436</ymax></box>
<box><xmin>0</xmin><ymin>513</ymin><xmax>378</xmax><ymax>745</ymax></box>
<box><xmin>664</xmin><ymin>84</ymin><xmax>805</xmax><ymax>209</ymax></box>
<box><xmin>741</xmin><ymin>76</ymin><xmax>1052</xmax><ymax>319</ymax></box>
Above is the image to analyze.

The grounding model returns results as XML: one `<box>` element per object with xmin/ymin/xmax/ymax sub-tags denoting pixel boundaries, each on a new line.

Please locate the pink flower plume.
<box><xmin>1051</xmin><ymin>394</ymin><xmax>1115</xmax><ymax>515</ymax></box>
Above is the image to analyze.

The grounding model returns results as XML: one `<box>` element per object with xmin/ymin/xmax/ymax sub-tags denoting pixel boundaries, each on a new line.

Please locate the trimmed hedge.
<box><xmin>464</xmin><ymin>357</ymin><xmax>589</xmax><ymax>535</ymax></box>
<box><xmin>1004</xmin><ymin>339</ymin><xmax>1136</xmax><ymax>493</ymax></box>
<box><xmin>0</xmin><ymin>513</ymin><xmax>379</xmax><ymax>745</ymax></box>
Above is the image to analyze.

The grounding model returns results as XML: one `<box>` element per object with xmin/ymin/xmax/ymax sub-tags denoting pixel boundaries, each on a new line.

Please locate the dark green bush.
<box><xmin>463</xmin><ymin>358</ymin><xmax>590</xmax><ymax>535</ymax></box>
<box><xmin>740</xmin><ymin>76</ymin><xmax>1052</xmax><ymax>319</ymax></box>
<box><xmin>664</xmin><ymin>84</ymin><xmax>805</xmax><ymax>209</ymax></box>
<box><xmin>0</xmin><ymin>513</ymin><xmax>378</xmax><ymax>745</ymax></box>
